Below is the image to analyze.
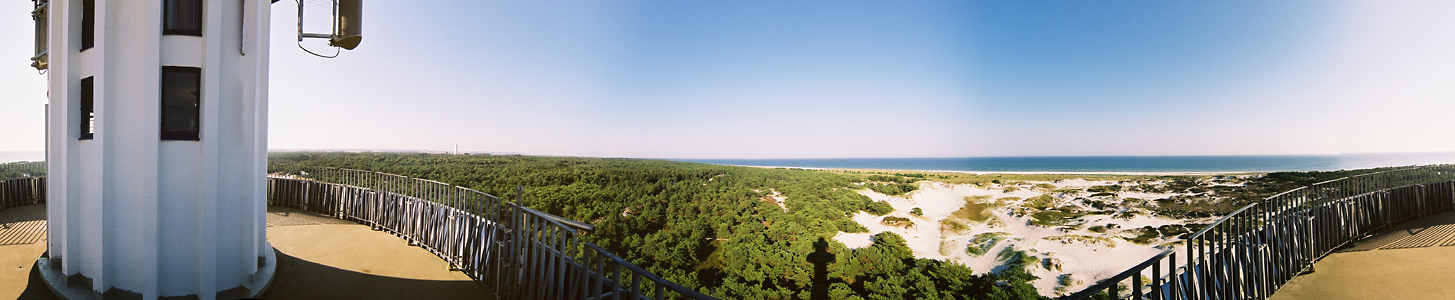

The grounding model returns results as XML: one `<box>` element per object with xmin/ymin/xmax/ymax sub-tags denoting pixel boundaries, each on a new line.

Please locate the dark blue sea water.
<box><xmin>675</xmin><ymin>152</ymin><xmax>1455</xmax><ymax>173</ymax></box>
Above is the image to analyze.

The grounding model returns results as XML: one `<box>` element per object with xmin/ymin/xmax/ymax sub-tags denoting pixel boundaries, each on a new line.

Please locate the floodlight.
<box><xmin>297</xmin><ymin>0</ymin><xmax>363</xmax><ymax>57</ymax></box>
<box><xmin>31</xmin><ymin>0</ymin><xmax>48</xmax><ymax>70</ymax></box>
<box><xmin>330</xmin><ymin>0</ymin><xmax>362</xmax><ymax>50</ymax></box>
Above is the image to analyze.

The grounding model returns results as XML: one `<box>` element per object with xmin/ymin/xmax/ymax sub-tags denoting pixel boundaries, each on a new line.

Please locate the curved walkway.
<box><xmin>0</xmin><ymin>205</ymin><xmax>490</xmax><ymax>300</ymax></box>
<box><xmin>1270</xmin><ymin>211</ymin><xmax>1455</xmax><ymax>300</ymax></box>
<box><xmin>261</xmin><ymin>207</ymin><xmax>490</xmax><ymax>299</ymax></box>
<box><xmin>0</xmin><ymin>205</ymin><xmax>54</xmax><ymax>300</ymax></box>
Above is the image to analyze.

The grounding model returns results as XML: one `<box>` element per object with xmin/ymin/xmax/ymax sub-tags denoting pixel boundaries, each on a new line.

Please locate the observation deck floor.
<box><xmin>1271</xmin><ymin>211</ymin><xmax>1455</xmax><ymax>300</ymax></box>
<box><xmin>0</xmin><ymin>205</ymin><xmax>490</xmax><ymax>300</ymax></box>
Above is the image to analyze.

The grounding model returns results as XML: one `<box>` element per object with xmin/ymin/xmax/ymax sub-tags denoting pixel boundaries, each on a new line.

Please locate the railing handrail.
<box><xmin>0</xmin><ymin>175</ymin><xmax>46</xmax><ymax>210</ymax></box>
<box><xmin>1063</xmin><ymin>249</ymin><xmax>1173</xmax><ymax>300</ymax></box>
<box><xmin>1260</xmin><ymin>166</ymin><xmax>1418</xmax><ymax>200</ymax></box>
<box><xmin>583</xmin><ymin>242</ymin><xmax>717</xmax><ymax>299</ymax></box>
<box><xmin>506</xmin><ymin>202</ymin><xmax>580</xmax><ymax>236</ymax></box>
<box><xmin>517</xmin><ymin>204</ymin><xmax>595</xmax><ymax>232</ymax></box>
<box><xmin>271</xmin><ymin>164</ymin><xmax>598</xmax><ymax>231</ymax></box>
<box><xmin>265</xmin><ymin>164</ymin><xmax>715</xmax><ymax>299</ymax></box>
<box><xmin>1178</xmin><ymin>165</ymin><xmax>1440</xmax><ymax>254</ymax></box>
<box><xmin>1183</xmin><ymin>202</ymin><xmax>1258</xmax><ymax>240</ymax></box>
<box><xmin>1066</xmin><ymin>164</ymin><xmax>1455</xmax><ymax>300</ymax></box>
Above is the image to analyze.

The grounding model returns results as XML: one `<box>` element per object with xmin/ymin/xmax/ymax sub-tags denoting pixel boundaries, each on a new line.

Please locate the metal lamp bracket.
<box><xmin>31</xmin><ymin>0</ymin><xmax>49</xmax><ymax>71</ymax></box>
<box><xmin>295</xmin><ymin>0</ymin><xmax>362</xmax><ymax>58</ymax></box>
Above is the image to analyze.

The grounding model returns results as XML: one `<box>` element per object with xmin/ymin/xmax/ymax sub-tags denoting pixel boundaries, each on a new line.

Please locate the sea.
<box><xmin>8</xmin><ymin>151</ymin><xmax>1455</xmax><ymax>173</ymax></box>
<box><xmin>674</xmin><ymin>152</ymin><xmax>1455</xmax><ymax>173</ymax></box>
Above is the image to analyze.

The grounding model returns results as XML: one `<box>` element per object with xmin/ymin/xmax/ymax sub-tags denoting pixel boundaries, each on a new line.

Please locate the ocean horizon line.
<box><xmin>664</xmin><ymin>151</ymin><xmax>1455</xmax><ymax>160</ymax></box>
<box><xmin>672</xmin><ymin>152</ymin><xmax>1455</xmax><ymax>173</ymax></box>
<box><xmin>710</xmin><ymin>164</ymin><xmax>1259</xmax><ymax>176</ymax></box>
<box><xmin>6</xmin><ymin>151</ymin><xmax>1455</xmax><ymax>173</ymax></box>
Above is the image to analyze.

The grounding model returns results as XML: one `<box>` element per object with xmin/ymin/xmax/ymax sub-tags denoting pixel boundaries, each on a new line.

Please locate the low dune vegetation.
<box><xmin>271</xmin><ymin>152</ymin><xmax>1394</xmax><ymax>299</ymax></box>
<box><xmin>952</xmin><ymin>195</ymin><xmax>996</xmax><ymax>222</ymax></box>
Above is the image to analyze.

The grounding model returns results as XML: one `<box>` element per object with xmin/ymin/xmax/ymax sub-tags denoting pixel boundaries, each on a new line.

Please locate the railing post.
<box><xmin>515</xmin><ymin>185</ymin><xmax>525</xmax><ymax>206</ymax></box>
<box><xmin>1305</xmin><ymin>197</ymin><xmax>1314</xmax><ymax>275</ymax></box>
<box><xmin>1133</xmin><ymin>270</ymin><xmax>1143</xmax><ymax>300</ymax></box>
<box><xmin>1185</xmin><ymin>235</ymin><xmax>1196</xmax><ymax>298</ymax></box>
<box><xmin>1418</xmin><ymin>184</ymin><xmax>1427</xmax><ymax>218</ymax></box>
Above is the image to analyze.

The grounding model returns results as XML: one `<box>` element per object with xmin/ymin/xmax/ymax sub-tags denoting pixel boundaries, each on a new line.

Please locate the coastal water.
<box><xmin>676</xmin><ymin>152</ymin><xmax>1455</xmax><ymax>173</ymax></box>
<box><xmin>8</xmin><ymin>150</ymin><xmax>1454</xmax><ymax>173</ymax></box>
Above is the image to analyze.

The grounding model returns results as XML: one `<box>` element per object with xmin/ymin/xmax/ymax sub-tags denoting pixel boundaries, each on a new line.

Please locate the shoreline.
<box><xmin>672</xmin><ymin>153</ymin><xmax>1455</xmax><ymax>174</ymax></box>
<box><xmin>725</xmin><ymin>164</ymin><xmax>1263</xmax><ymax>176</ymax></box>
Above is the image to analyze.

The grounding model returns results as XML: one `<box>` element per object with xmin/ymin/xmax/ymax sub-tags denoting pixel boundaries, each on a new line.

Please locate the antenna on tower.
<box><xmin>295</xmin><ymin>0</ymin><xmax>362</xmax><ymax>58</ymax></box>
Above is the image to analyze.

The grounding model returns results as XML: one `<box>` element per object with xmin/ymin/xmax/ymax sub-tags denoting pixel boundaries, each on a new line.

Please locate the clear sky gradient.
<box><xmin>2</xmin><ymin>1</ymin><xmax>1453</xmax><ymax>159</ymax></box>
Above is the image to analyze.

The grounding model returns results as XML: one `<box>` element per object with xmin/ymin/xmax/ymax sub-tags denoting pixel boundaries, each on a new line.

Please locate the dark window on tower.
<box><xmin>80</xmin><ymin>76</ymin><xmax>94</xmax><ymax>140</ymax></box>
<box><xmin>81</xmin><ymin>0</ymin><xmax>94</xmax><ymax>50</ymax></box>
<box><xmin>163</xmin><ymin>0</ymin><xmax>203</xmax><ymax>36</ymax></box>
<box><xmin>161</xmin><ymin>66</ymin><xmax>200</xmax><ymax>141</ymax></box>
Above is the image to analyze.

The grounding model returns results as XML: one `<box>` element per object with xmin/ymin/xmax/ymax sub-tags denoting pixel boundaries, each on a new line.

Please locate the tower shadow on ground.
<box><xmin>259</xmin><ymin>249</ymin><xmax>487</xmax><ymax>300</ymax></box>
<box><xmin>807</xmin><ymin>237</ymin><xmax>834</xmax><ymax>300</ymax></box>
<box><xmin>19</xmin><ymin>265</ymin><xmax>59</xmax><ymax>300</ymax></box>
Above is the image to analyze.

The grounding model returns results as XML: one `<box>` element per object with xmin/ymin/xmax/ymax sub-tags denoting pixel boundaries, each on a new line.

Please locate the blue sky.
<box><xmin>2</xmin><ymin>1</ymin><xmax>1453</xmax><ymax>159</ymax></box>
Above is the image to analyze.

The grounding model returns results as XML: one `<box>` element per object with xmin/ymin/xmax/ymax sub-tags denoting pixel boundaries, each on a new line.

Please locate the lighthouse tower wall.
<box><xmin>43</xmin><ymin>1</ymin><xmax>274</xmax><ymax>299</ymax></box>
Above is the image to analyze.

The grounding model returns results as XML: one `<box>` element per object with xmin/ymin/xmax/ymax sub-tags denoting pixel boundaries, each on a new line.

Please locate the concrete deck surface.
<box><xmin>0</xmin><ymin>205</ymin><xmax>490</xmax><ymax>300</ymax></box>
<box><xmin>260</xmin><ymin>207</ymin><xmax>490</xmax><ymax>299</ymax></box>
<box><xmin>0</xmin><ymin>205</ymin><xmax>56</xmax><ymax>300</ymax></box>
<box><xmin>1270</xmin><ymin>211</ymin><xmax>1455</xmax><ymax>300</ymax></box>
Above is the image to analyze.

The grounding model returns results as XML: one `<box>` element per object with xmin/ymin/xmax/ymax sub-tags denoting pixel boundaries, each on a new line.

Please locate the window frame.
<box><xmin>79</xmin><ymin>76</ymin><xmax>94</xmax><ymax>140</ymax></box>
<box><xmin>80</xmin><ymin>0</ymin><xmax>94</xmax><ymax>50</ymax></box>
<box><xmin>160</xmin><ymin>66</ymin><xmax>201</xmax><ymax>141</ymax></box>
<box><xmin>162</xmin><ymin>0</ymin><xmax>203</xmax><ymax>36</ymax></box>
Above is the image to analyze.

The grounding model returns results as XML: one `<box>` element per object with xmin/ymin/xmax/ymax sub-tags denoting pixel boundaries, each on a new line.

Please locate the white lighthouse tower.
<box><xmin>31</xmin><ymin>0</ymin><xmax>362</xmax><ymax>297</ymax></box>
<box><xmin>37</xmin><ymin>0</ymin><xmax>276</xmax><ymax>298</ymax></box>
<box><xmin>26</xmin><ymin>0</ymin><xmax>357</xmax><ymax>298</ymax></box>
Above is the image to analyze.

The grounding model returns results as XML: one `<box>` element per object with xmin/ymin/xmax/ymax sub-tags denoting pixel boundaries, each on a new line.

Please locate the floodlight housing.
<box><xmin>298</xmin><ymin>0</ymin><xmax>362</xmax><ymax>56</ymax></box>
<box><xmin>31</xmin><ymin>0</ymin><xmax>48</xmax><ymax>70</ymax></box>
<box><xmin>330</xmin><ymin>0</ymin><xmax>362</xmax><ymax>50</ymax></box>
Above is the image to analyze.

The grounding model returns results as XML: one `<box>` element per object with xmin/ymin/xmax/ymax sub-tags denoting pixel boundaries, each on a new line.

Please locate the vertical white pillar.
<box><xmin>40</xmin><ymin>1</ymin><xmax>276</xmax><ymax>299</ymax></box>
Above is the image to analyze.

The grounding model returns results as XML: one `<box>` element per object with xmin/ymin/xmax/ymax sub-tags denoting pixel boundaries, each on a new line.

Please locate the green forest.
<box><xmin>269</xmin><ymin>152</ymin><xmax>1045</xmax><ymax>300</ymax></box>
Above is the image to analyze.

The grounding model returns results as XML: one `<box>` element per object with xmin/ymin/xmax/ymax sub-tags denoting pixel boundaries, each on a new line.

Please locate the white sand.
<box><xmin>835</xmin><ymin>181</ymin><xmax>1205</xmax><ymax>296</ymax></box>
<box><xmin>764</xmin><ymin>189</ymin><xmax>788</xmax><ymax>212</ymax></box>
<box><xmin>1116</xmin><ymin>191</ymin><xmax>1181</xmax><ymax>200</ymax></box>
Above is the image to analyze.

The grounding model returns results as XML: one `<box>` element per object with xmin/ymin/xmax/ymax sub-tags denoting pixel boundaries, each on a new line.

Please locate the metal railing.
<box><xmin>1066</xmin><ymin>165</ymin><xmax>1455</xmax><ymax>300</ymax></box>
<box><xmin>0</xmin><ymin>161</ymin><xmax>46</xmax><ymax>210</ymax></box>
<box><xmin>19</xmin><ymin>160</ymin><xmax>1447</xmax><ymax>299</ymax></box>
<box><xmin>267</xmin><ymin>165</ymin><xmax>717</xmax><ymax>300</ymax></box>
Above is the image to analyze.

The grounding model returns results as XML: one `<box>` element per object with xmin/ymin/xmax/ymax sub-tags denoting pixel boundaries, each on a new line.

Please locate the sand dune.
<box><xmin>835</xmin><ymin>180</ymin><xmax>1206</xmax><ymax>296</ymax></box>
